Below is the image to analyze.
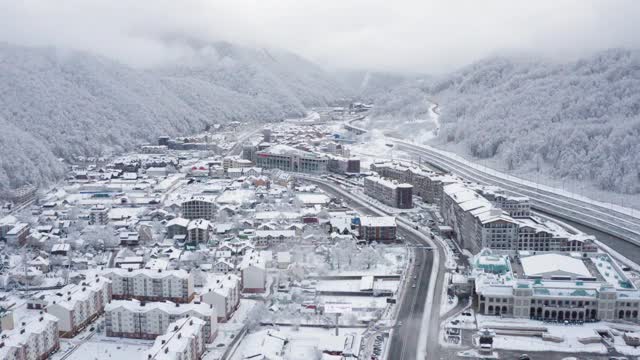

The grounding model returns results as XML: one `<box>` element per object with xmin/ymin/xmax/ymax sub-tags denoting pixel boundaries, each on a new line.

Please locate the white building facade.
<box><xmin>105</xmin><ymin>301</ymin><xmax>217</xmax><ymax>342</ymax></box>
<box><xmin>104</xmin><ymin>268</ymin><xmax>194</xmax><ymax>303</ymax></box>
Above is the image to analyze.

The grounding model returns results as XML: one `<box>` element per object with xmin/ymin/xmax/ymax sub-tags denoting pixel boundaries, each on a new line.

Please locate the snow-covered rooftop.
<box><xmin>521</xmin><ymin>253</ymin><xmax>591</xmax><ymax>278</ymax></box>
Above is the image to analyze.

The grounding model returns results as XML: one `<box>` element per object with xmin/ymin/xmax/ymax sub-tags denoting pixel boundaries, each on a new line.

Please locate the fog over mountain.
<box><xmin>0</xmin><ymin>42</ymin><xmax>347</xmax><ymax>192</ymax></box>
<box><xmin>1</xmin><ymin>0</ymin><xmax>640</xmax><ymax>196</ymax></box>
<box><xmin>371</xmin><ymin>49</ymin><xmax>640</xmax><ymax>195</ymax></box>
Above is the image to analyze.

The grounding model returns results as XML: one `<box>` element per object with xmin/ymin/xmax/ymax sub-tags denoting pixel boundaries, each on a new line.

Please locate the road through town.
<box><xmin>300</xmin><ymin>176</ymin><xmax>446</xmax><ymax>360</ymax></box>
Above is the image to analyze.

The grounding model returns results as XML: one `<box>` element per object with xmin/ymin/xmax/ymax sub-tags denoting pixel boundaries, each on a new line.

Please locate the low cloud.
<box><xmin>1</xmin><ymin>0</ymin><xmax>639</xmax><ymax>72</ymax></box>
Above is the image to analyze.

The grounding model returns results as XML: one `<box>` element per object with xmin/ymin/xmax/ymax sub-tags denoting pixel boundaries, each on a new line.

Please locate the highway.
<box><xmin>300</xmin><ymin>176</ymin><xmax>446</xmax><ymax>360</ymax></box>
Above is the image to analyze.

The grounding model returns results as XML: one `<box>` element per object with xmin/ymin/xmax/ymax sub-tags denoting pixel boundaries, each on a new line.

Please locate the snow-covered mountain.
<box><xmin>0</xmin><ymin>42</ymin><xmax>348</xmax><ymax>193</ymax></box>
<box><xmin>373</xmin><ymin>49</ymin><xmax>640</xmax><ymax>195</ymax></box>
<box><xmin>431</xmin><ymin>49</ymin><xmax>640</xmax><ymax>194</ymax></box>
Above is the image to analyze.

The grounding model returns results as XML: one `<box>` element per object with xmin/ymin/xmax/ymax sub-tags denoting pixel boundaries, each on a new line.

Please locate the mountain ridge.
<box><xmin>0</xmin><ymin>41</ymin><xmax>348</xmax><ymax>193</ymax></box>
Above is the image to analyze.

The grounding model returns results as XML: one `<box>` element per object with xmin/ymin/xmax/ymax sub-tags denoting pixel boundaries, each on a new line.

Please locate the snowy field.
<box><xmin>314</xmin><ymin>279</ymin><xmax>399</xmax><ymax>293</ymax></box>
<box><xmin>52</xmin><ymin>337</ymin><xmax>153</xmax><ymax>360</ymax></box>
<box><xmin>229</xmin><ymin>327</ymin><xmax>365</xmax><ymax>360</ymax></box>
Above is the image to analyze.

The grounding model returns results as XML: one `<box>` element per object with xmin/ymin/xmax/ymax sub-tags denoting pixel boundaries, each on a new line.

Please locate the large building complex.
<box><xmin>441</xmin><ymin>182</ymin><xmax>518</xmax><ymax>253</ymax></box>
<box><xmin>472</xmin><ymin>249</ymin><xmax>640</xmax><ymax>322</ymax></box>
<box><xmin>370</xmin><ymin>161</ymin><xmax>457</xmax><ymax>204</ymax></box>
<box><xmin>104</xmin><ymin>268</ymin><xmax>195</xmax><ymax>303</ymax></box>
<box><xmin>441</xmin><ymin>182</ymin><xmax>596</xmax><ymax>254</ymax></box>
<box><xmin>255</xmin><ymin>145</ymin><xmax>328</xmax><ymax>174</ymax></box>
<box><xmin>363</xmin><ymin>176</ymin><xmax>413</xmax><ymax>209</ymax></box>
<box><xmin>181</xmin><ymin>197</ymin><xmax>216</xmax><ymax>220</ymax></box>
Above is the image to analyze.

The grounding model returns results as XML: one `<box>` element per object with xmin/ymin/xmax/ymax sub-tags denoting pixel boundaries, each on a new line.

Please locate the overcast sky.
<box><xmin>1</xmin><ymin>0</ymin><xmax>639</xmax><ymax>73</ymax></box>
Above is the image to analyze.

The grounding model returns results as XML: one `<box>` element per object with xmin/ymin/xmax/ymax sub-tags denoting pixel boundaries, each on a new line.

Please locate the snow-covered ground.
<box><xmin>439</xmin><ymin>273</ymin><xmax>459</xmax><ymax>317</ymax></box>
<box><xmin>462</xmin><ymin>314</ymin><xmax>640</xmax><ymax>355</ymax></box>
<box><xmin>52</xmin><ymin>337</ymin><xmax>154</xmax><ymax>360</ymax></box>
<box><xmin>229</xmin><ymin>327</ymin><xmax>365</xmax><ymax>360</ymax></box>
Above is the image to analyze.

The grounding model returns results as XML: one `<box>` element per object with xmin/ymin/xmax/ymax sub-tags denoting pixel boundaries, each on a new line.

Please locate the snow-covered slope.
<box><xmin>0</xmin><ymin>42</ymin><xmax>347</xmax><ymax>192</ymax></box>
<box><xmin>380</xmin><ymin>50</ymin><xmax>640</xmax><ymax>194</ymax></box>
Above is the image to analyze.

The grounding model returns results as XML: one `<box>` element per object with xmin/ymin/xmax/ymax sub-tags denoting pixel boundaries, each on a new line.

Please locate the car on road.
<box><xmin>412</xmin><ymin>283</ymin><xmax>417</xmax><ymax>288</ymax></box>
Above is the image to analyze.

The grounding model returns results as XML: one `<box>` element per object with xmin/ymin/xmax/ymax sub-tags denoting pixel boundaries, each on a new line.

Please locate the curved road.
<box><xmin>300</xmin><ymin>176</ymin><xmax>446</xmax><ymax>360</ymax></box>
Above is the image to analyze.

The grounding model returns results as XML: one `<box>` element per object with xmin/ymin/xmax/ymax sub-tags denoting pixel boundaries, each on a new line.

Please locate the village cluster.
<box><xmin>2</xmin><ymin>102</ymin><xmax>640</xmax><ymax>360</ymax></box>
<box><xmin>0</xmin><ymin>107</ymin><xmax>408</xmax><ymax>360</ymax></box>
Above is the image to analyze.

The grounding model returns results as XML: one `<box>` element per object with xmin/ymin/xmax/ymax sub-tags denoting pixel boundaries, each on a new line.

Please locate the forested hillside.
<box><xmin>378</xmin><ymin>50</ymin><xmax>640</xmax><ymax>194</ymax></box>
<box><xmin>0</xmin><ymin>42</ymin><xmax>347</xmax><ymax>193</ymax></box>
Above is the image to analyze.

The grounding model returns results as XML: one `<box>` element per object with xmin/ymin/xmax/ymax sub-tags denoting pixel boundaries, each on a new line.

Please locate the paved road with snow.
<box><xmin>300</xmin><ymin>176</ymin><xmax>446</xmax><ymax>360</ymax></box>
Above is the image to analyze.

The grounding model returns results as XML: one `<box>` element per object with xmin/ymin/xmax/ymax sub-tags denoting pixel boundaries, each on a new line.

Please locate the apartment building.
<box><xmin>421</xmin><ymin>173</ymin><xmax>460</xmax><ymax>204</ymax></box>
<box><xmin>144</xmin><ymin>317</ymin><xmax>206</xmax><ymax>360</ymax></box>
<box><xmin>105</xmin><ymin>301</ymin><xmax>217</xmax><ymax>342</ymax></box>
<box><xmin>223</xmin><ymin>156</ymin><xmax>253</xmax><ymax>172</ymax></box>
<box><xmin>478</xmin><ymin>188</ymin><xmax>531</xmax><ymax>218</ymax></box>
<box><xmin>46</xmin><ymin>276</ymin><xmax>112</xmax><ymax>337</ymax></box>
<box><xmin>371</xmin><ymin>162</ymin><xmax>414</xmax><ymax>184</ymax></box>
<box><xmin>140</xmin><ymin>145</ymin><xmax>168</xmax><ymax>154</ymax></box>
<box><xmin>238</xmin><ymin>251</ymin><xmax>267</xmax><ymax>293</ymax></box>
<box><xmin>515</xmin><ymin>217</ymin><xmax>597</xmax><ymax>253</ymax></box>
<box><xmin>441</xmin><ymin>183</ymin><xmax>518</xmax><ymax>253</ymax></box>
<box><xmin>0</xmin><ymin>215</ymin><xmax>18</xmax><ymax>241</ymax></box>
<box><xmin>252</xmin><ymin>230</ymin><xmax>296</xmax><ymax>248</ymax></box>
<box><xmin>187</xmin><ymin>219</ymin><xmax>212</xmax><ymax>244</ymax></box>
<box><xmin>255</xmin><ymin>145</ymin><xmax>328</xmax><ymax>174</ymax></box>
<box><xmin>0</xmin><ymin>313</ymin><xmax>59</xmax><ymax>360</ymax></box>
<box><xmin>199</xmin><ymin>274</ymin><xmax>241</xmax><ymax>322</ymax></box>
<box><xmin>370</xmin><ymin>161</ymin><xmax>457</xmax><ymax>204</ymax></box>
<box><xmin>103</xmin><ymin>268</ymin><xmax>194</xmax><ymax>303</ymax></box>
<box><xmin>181</xmin><ymin>197</ymin><xmax>215</xmax><ymax>220</ymax></box>
<box><xmin>473</xmin><ymin>250</ymin><xmax>640</xmax><ymax>322</ymax></box>
<box><xmin>88</xmin><ymin>205</ymin><xmax>109</xmax><ymax>225</ymax></box>
<box><xmin>327</xmin><ymin>156</ymin><xmax>361</xmax><ymax>175</ymax></box>
<box><xmin>6</xmin><ymin>223</ymin><xmax>30</xmax><ymax>246</ymax></box>
<box><xmin>242</xmin><ymin>144</ymin><xmax>257</xmax><ymax>164</ymax></box>
<box><xmin>358</xmin><ymin>216</ymin><xmax>397</xmax><ymax>243</ymax></box>
<box><xmin>363</xmin><ymin>176</ymin><xmax>413</xmax><ymax>209</ymax></box>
